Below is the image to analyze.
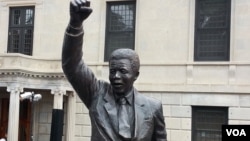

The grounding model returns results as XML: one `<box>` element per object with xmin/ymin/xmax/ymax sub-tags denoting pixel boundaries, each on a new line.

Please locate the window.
<box><xmin>192</xmin><ymin>106</ymin><xmax>228</xmax><ymax>141</ymax></box>
<box><xmin>104</xmin><ymin>1</ymin><xmax>136</xmax><ymax>61</ymax></box>
<box><xmin>194</xmin><ymin>0</ymin><xmax>231</xmax><ymax>61</ymax></box>
<box><xmin>8</xmin><ymin>6</ymin><xmax>35</xmax><ymax>55</ymax></box>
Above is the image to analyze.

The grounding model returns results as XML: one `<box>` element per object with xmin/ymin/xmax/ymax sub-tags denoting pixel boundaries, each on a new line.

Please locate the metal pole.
<box><xmin>50</xmin><ymin>109</ymin><xmax>64</xmax><ymax>141</ymax></box>
<box><xmin>30</xmin><ymin>93</ymin><xmax>34</xmax><ymax>141</ymax></box>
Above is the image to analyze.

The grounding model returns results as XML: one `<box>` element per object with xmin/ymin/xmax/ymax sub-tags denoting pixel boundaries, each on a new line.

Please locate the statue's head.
<box><xmin>109</xmin><ymin>48</ymin><xmax>140</xmax><ymax>73</ymax></box>
<box><xmin>109</xmin><ymin>48</ymin><xmax>140</xmax><ymax>95</ymax></box>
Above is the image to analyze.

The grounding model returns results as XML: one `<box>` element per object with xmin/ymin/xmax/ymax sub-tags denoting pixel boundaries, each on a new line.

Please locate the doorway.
<box><xmin>19</xmin><ymin>99</ymin><xmax>32</xmax><ymax>141</ymax></box>
<box><xmin>0</xmin><ymin>98</ymin><xmax>9</xmax><ymax>138</ymax></box>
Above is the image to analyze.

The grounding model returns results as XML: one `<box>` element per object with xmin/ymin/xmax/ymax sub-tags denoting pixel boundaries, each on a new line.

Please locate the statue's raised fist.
<box><xmin>70</xmin><ymin>0</ymin><xmax>92</xmax><ymax>27</ymax></box>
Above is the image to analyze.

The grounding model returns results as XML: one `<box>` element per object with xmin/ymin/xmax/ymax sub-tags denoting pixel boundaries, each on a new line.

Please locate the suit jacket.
<box><xmin>62</xmin><ymin>28</ymin><xmax>167</xmax><ymax>141</ymax></box>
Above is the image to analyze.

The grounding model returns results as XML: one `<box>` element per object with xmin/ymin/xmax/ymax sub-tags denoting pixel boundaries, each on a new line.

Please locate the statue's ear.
<box><xmin>134</xmin><ymin>71</ymin><xmax>140</xmax><ymax>81</ymax></box>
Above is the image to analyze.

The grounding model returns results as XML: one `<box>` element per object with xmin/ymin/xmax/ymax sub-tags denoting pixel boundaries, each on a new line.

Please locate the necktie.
<box><xmin>118</xmin><ymin>97</ymin><xmax>131</xmax><ymax>139</ymax></box>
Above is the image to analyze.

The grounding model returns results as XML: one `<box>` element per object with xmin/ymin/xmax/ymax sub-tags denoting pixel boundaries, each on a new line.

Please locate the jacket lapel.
<box><xmin>103</xmin><ymin>90</ymin><xmax>119</xmax><ymax>136</ymax></box>
<box><xmin>133</xmin><ymin>89</ymin><xmax>149</xmax><ymax>139</ymax></box>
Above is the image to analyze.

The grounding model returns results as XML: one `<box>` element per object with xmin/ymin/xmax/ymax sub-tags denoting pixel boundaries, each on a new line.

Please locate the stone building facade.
<box><xmin>0</xmin><ymin>0</ymin><xmax>250</xmax><ymax>141</ymax></box>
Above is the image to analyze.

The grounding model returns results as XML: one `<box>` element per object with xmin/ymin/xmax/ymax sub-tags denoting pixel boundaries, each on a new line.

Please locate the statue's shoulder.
<box><xmin>96</xmin><ymin>79</ymin><xmax>112</xmax><ymax>94</ymax></box>
<box><xmin>145</xmin><ymin>95</ymin><xmax>162</xmax><ymax>108</ymax></box>
<box><xmin>135</xmin><ymin>91</ymin><xmax>162</xmax><ymax>111</ymax></box>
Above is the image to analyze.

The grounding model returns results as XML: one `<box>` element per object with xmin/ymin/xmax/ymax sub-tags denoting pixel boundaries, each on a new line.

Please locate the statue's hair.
<box><xmin>109</xmin><ymin>48</ymin><xmax>140</xmax><ymax>73</ymax></box>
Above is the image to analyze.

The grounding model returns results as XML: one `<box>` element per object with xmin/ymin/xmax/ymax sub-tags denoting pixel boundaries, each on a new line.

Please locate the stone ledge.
<box><xmin>136</xmin><ymin>83</ymin><xmax>250</xmax><ymax>93</ymax></box>
<box><xmin>0</xmin><ymin>70</ymin><xmax>65</xmax><ymax>79</ymax></box>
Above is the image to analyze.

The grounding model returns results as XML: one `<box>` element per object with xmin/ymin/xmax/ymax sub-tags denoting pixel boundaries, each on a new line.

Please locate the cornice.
<box><xmin>0</xmin><ymin>54</ymin><xmax>64</xmax><ymax>78</ymax></box>
<box><xmin>0</xmin><ymin>70</ymin><xmax>65</xmax><ymax>79</ymax></box>
<box><xmin>0</xmin><ymin>70</ymin><xmax>73</xmax><ymax>91</ymax></box>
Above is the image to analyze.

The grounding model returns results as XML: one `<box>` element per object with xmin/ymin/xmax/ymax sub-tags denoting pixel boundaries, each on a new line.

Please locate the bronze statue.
<box><xmin>62</xmin><ymin>0</ymin><xmax>167</xmax><ymax>140</ymax></box>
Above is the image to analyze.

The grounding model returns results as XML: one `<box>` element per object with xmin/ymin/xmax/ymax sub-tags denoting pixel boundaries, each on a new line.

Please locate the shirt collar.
<box><xmin>115</xmin><ymin>88</ymin><xmax>134</xmax><ymax>105</ymax></box>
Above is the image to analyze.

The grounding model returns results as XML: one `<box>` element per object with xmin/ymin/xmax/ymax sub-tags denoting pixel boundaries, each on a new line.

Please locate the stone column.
<box><xmin>51</xmin><ymin>88</ymin><xmax>65</xmax><ymax>109</ymax></box>
<box><xmin>66</xmin><ymin>91</ymin><xmax>76</xmax><ymax>141</ymax></box>
<box><xmin>6</xmin><ymin>86</ymin><xmax>23</xmax><ymax>141</ymax></box>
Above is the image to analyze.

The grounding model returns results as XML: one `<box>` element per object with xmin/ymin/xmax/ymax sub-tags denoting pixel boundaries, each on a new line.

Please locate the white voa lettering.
<box><xmin>232</xmin><ymin>129</ymin><xmax>239</xmax><ymax>136</ymax></box>
<box><xmin>226</xmin><ymin>129</ymin><xmax>246</xmax><ymax>136</ymax></box>
<box><xmin>226</xmin><ymin>129</ymin><xmax>233</xmax><ymax>136</ymax></box>
<box><xmin>240</xmin><ymin>129</ymin><xmax>246</xmax><ymax>136</ymax></box>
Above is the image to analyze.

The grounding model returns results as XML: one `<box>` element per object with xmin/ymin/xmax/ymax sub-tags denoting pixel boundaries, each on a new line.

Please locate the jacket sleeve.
<box><xmin>152</xmin><ymin>101</ymin><xmax>167</xmax><ymax>141</ymax></box>
<box><xmin>62</xmin><ymin>26</ymin><xmax>98</xmax><ymax>108</ymax></box>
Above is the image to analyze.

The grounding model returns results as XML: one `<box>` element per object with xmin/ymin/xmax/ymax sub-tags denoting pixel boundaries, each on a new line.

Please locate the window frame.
<box><xmin>8</xmin><ymin>6</ymin><xmax>35</xmax><ymax>56</ymax></box>
<box><xmin>192</xmin><ymin>106</ymin><xmax>228</xmax><ymax>141</ymax></box>
<box><xmin>194</xmin><ymin>0</ymin><xmax>231</xmax><ymax>61</ymax></box>
<box><xmin>104</xmin><ymin>1</ymin><xmax>136</xmax><ymax>61</ymax></box>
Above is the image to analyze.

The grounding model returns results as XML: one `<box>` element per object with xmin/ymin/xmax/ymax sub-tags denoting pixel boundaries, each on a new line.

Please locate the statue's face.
<box><xmin>109</xmin><ymin>59</ymin><xmax>138</xmax><ymax>95</ymax></box>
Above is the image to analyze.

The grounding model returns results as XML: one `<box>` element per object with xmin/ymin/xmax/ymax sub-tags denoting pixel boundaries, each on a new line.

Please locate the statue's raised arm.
<box><xmin>62</xmin><ymin>0</ymin><xmax>95</xmax><ymax>108</ymax></box>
